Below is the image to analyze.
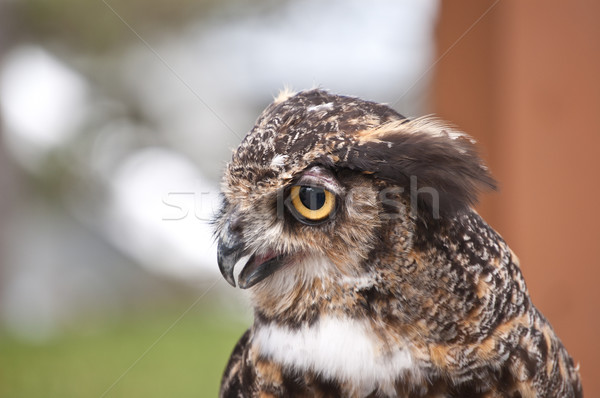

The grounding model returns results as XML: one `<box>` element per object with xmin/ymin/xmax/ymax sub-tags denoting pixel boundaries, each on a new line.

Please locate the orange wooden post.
<box><xmin>434</xmin><ymin>1</ymin><xmax>600</xmax><ymax>394</ymax></box>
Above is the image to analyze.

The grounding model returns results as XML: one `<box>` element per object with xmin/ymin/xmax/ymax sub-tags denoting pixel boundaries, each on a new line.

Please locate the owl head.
<box><xmin>214</xmin><ymin>89</ymin><xmax>495</xmax><ymax>315</ymax></box>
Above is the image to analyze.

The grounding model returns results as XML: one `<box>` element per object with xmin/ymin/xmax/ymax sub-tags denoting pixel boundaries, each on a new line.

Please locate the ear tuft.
<box><xmin>336</xmin><ymin>117</ymin><xmax>496</xmax><ymax>217</ymax></box>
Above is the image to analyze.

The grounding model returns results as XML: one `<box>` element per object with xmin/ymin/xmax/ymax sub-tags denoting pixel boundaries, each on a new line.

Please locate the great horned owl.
<box><xmin>214</xmin><ymin>89</ymin><xmax>582</xmax><ymax>397</ymax></box>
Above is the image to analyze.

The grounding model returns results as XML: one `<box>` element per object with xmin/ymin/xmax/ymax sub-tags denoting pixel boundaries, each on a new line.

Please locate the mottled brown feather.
<box><xmin>215</xmin><ymin>89</ymin><xmax>582</xmax><ymax>398</ymax></box>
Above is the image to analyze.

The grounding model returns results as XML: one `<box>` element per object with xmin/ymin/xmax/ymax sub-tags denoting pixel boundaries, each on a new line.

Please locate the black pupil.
<box><xmin>299</xmin><ymin>186</ymin><xmax>326</xmax><ymax>210</ymax></box>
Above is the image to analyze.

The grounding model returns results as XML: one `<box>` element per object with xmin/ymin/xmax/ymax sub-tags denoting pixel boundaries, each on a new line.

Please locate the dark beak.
<box><xmin>217</xmin><ymin>220</ymin><xmax>244</xmax><ymax>287</ymax></box>
<box><xmin>217</xmin><ymin>218</ymin><xmax>286</xmax><ymax>289</ymax></box>
<box><xmin>237</xmin><ymin>252</ymin><xmax>284</xmax><ymax>289</ymax></box>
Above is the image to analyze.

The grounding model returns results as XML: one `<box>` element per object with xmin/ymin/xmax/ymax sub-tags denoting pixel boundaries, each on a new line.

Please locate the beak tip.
<box><xmin>224</xmin><ymin>275</ymin><xmax>237</xmax><ymax>288</ymax></box>
<box><xmin>218</xmin><ymin>258</ymin><xmax>238</xmax><ymax>288</ymax></box>
<box><xmin>217</xmin><ymin>237</ymin><xmax>243</xmax><ymax>288</ymax></box>
<box><xmin>237</xmin><ymin>279</ymin><xmax>250</xmax><ymax>290</ymax></box>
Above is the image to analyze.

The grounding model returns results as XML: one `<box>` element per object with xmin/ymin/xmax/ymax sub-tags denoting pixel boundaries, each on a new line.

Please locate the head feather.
<box><xmin>333</xmin><ymin>116</ymin><xmax>496</xmax><ymax>216</ymax></box>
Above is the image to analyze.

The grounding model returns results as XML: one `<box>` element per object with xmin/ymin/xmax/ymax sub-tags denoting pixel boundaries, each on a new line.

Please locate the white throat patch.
<box><xmin>253</xmin><ymin>316</ymin><xmax>420</xmax><ymax>396</ymax></box>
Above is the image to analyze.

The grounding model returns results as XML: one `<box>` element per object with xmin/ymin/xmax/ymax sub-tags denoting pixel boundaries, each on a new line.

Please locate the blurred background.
<box><xmin>0</xmin><ymin>0</ymin><xmax>597</xmax><ymax>396</ymax></box>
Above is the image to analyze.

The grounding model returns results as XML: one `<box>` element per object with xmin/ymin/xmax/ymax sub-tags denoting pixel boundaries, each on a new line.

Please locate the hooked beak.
<box><xmin>216</xmin><ymin>225</ymin><xmax>244</xmax><ymax>287</ymax></box>
<box><xmin>217</xmin><ymin>220</ymin><xmax>285</xmax><ymax>289</ymax></box>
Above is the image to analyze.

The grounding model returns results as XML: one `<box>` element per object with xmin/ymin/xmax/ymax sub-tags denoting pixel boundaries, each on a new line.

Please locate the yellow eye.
<box><xmin>290</xmin><ymin>185</ymin><xmax>335</xmax><ymax>222</ymax></box>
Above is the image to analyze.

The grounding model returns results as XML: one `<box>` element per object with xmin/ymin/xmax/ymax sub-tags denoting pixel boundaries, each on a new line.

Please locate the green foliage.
<box><xmin>0</xmin><ymin>310</ymin><xmax>248</xmax><ymax>397</ymax></box>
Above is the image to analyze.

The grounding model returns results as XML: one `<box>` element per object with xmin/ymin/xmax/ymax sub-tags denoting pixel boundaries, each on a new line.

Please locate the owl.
<box><xmin>214</xmin><ymin>89</ymin><xmax>582</xmax><ymax>397</ymax></box>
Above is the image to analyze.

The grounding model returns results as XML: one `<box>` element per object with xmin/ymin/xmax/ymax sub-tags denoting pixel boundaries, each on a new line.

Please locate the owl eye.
<box><xmin>289</xmin><ymin>185</ymin><xmax>335</xmax><ymax>222</ymax></box>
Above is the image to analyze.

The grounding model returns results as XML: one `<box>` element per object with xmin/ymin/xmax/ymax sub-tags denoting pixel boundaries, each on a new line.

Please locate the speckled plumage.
<box><xmin>214</xmin><ymin>89</ymin><xmax>582</xmax><ymax>398</ymax></box>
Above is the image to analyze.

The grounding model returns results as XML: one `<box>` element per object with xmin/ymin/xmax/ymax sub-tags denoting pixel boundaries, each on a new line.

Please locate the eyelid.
<box><xmin>295</xmin><ymin>174</ymin><xmax>342</xmax><ymax>195</ymax></box>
